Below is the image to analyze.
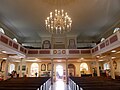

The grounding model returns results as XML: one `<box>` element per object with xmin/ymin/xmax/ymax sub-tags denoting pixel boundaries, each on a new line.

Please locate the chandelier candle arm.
<box><xmin>45</xmin><ymin>9</ymin><xmax>72</xmax><ymax>34</ymax></box>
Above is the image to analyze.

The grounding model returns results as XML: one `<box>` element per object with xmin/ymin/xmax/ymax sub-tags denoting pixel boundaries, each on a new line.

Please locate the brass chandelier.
<box><xmin>45</xmin><ymin>9</ymin><xmax>72</xmax><ymax>34</ymax></box>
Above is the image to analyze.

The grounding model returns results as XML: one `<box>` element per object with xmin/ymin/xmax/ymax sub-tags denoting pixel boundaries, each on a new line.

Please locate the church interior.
<box><xmin>0</xmin><ymin>0</ymin><xmax>120</xmax><ymax>90</ymax></box>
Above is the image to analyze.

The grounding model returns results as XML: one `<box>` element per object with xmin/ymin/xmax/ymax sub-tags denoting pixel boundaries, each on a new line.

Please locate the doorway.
<box><xmin>31</xmin><ymin>63</ymin><xmax>39</xmax><ymax>77</ymax></box>
<box><xmin>56</xmin><ymin>65</ymin><xmax>63</xmax><ymax>81</ymax></box>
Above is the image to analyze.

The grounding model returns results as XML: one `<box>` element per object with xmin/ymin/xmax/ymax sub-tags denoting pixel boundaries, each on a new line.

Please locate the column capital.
<box><xmin>4</xmin><ymin>57</ymin><xmax>11</xmax><ymax>62</ymax></box>
<box><xmin>51</xmin><ymin>58</ymin><xmax>54</xmax><ymax>60</ymax></box>
<box><xmin>66</xmin><ymin>58</ymin><xmax>68</xmax><ymax>60</ymax></box>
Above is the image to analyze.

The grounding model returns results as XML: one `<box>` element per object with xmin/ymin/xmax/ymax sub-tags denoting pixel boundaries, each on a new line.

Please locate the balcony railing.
<box><xmin>0</xmin><ymin>31</ymin><xmax>120</xmax><ymax>57</ymax></box>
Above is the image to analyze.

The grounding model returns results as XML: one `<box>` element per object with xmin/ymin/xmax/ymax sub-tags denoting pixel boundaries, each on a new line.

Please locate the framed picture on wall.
<box><xmin>41</xmin><ymin>64</ymin><xmax>46</xmax><ymax>71</ymax></box>
<box><xmin>47</xmin><ymin>63</ymin><xmax>51</xmax><ymax>71</ymax></box>
<box><xmin>42</xmin><ymin>40</ymin><xmax>51</xmax><ymax>49</ymax></box>
<box><xmin>68</xmin><ymin>39</ymin><xmax>76</xmax><ymax>49</ymax></box>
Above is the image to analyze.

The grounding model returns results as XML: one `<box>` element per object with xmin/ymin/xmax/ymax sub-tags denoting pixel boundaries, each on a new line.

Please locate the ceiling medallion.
<box><xmin>45</xmin><ymin>9</ymin><xmax>72</xmax><ymax>34</ymax></box>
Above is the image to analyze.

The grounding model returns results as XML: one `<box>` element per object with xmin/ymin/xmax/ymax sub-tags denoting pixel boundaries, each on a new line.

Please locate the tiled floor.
<box><xmin>49</xmin><ymin>79</ymin><xmax>71</xmax><ymax>90</ymax></box>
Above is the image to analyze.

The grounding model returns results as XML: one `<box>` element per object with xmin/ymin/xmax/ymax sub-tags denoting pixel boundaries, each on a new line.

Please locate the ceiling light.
<box><xmin>111</xmin><ymin>57</ymin><xmax>116</xmax><ymax>59</ymax></box>
<box><xmin>96</xmin><ymin>56</ymin><xmax>100</xmax><ymax>58</ymax></box>
<box><xmin>111</xmin><ymin>50</ymin><xmax>116</xmax><ymax>52</ymax></box>
<box><xmin>2</xmin><ymin>50</ymin><xmax>7</xmax><ymax>53</ymax></box>
<box><xmin>80</xmin><ymin>57</ymin><xmax>84</xmax><ymax>60</ymax></box>
<box><xmin>45</xmin><ymin>9</ymin><xmax>72</xmax><ymax>34</ymax></box>
<box><xmin>3</xmin><ymin>58</ymin><xmax>7</xmax><ymax>60</ymax></box>
<box><xmin>99</xmin><ymin>60</ymin><xmax>104</xmax><ymax>61</ymax></box>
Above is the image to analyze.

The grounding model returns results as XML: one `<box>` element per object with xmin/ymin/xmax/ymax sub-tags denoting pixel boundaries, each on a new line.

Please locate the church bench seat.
<box><xmin>0</xmin><ymin>77</ymin><xmax>50</xmax><ymax>90</ymax></box>
<box><xmin>82</xmin><ymin>86</ymin><xmax>120</xmax><ymax>90</ymax></box>
<box><xmin>69</xmin><ymin>77</ymin><xmax>120</xmax><ymax>90</ymax></box>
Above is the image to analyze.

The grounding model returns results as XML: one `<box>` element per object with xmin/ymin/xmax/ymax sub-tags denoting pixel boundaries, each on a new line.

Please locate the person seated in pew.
<box><xmin>35</xmin><ymin>72</ymin><xmax>38</xmax><ymax>77</ymax></box>
<box><xmin>69</xmin><ymin>73</ymin><xmax>73</xmax><ymax>77</ymax></box>
<box><xmin>10</xmin><ymin>70</ymin><xmax>18</xmax><ymax>78</ymax></box>
<box><xmin>13</xmin><ymin>71</ymin><xmax>17</xmax><ymax>78</ymax></box>
<box><xmin>0</xmin><ymin>74</ymin><xmax>3</xmax><ymax>81</ymax></box>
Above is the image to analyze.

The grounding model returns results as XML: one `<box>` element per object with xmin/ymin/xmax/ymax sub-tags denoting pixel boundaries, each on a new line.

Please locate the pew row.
<box><xmin>0</xmin><ymin>77</ymin><xmax>51</xmax><ymax>90</ymax></box>
<box><xmin>69</xmin><ymin>77</ymin><xmax>120</xmax><ymax>90</ymax></box>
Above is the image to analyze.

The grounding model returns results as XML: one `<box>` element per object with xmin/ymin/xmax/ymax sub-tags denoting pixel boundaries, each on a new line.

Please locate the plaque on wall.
<box><xmin>68</xmin><ymin>39</ymin><xmax>76</xmax><ymax>49</ymax></box>
<box><xmin>42</xmin><ymin>40</ymin><xmax>51</xmax><ymax>49</ymax></box>
<box><xmin>41</xmin><ymin>64</ymin><xmax>46</xmax><ymax>71</ymax></box>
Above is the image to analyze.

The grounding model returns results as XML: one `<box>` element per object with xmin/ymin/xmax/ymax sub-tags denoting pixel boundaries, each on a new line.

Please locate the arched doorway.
<box><xmin>68</xmin><ymin>64</ymin><xmax>76</xmax><ymax>76</ymax></box>
<box><xmin>80</xmin><ymin>63</ymin><xmax>88</xmax><ymax>74</ymax></box>
<box><xmin>56</xmin><ymin>65</ymin><xmax>63</xmax><ymax>81</ymax></box>
<box><xmin>31</xmin><ymin>63</ymin><xmax>39</xmax><ymax>77</ymax></box>
<box><xmin>9</xmin><ymin>64</ymin><xmax>15</xmax><ymax>73</ymax></box>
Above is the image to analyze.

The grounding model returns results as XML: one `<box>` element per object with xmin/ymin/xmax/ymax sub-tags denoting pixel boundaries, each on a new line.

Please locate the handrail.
<box><xmin>0</xmin><ymin>31</ymin><xmax>120</xmax><ymax>57</ymax></box>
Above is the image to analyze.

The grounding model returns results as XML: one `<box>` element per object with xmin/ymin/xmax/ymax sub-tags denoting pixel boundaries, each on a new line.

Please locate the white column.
<box><xmin>51</xmin><ymin>35</ymin><xmax>53</xmax><ymax>49</ymax></box>
<box><xmin>109</xmin><ymin>56</ymin><xmax>115</xmax><ymax>79</ymax></box>
<box><xmin>4</xmin><ymin>57</ymin><xmax>9</xmax><ymax>80</ymax></box>
<box><xmin>51</xmin><ymin>58</ymin><xmax>54</xmax><ymax>85</ymax></box>
<box><xmin>66</xmin><ymin>58</ymin><xmax>68</xmax><ymax>84</ymax></box>
<box><xmin>19</xmin><ymin>58</ymin><xmax>23</xmax><ymax>77</ymax></box>
<box><xmin>79</xmin><ymin>62</ymin><xmax>81</xmax><ymax>77</ymax></box>
<box><xmin>96</xmin><ymin>60</ymin><xmax>100</xmax><ymax>76</ymax></box>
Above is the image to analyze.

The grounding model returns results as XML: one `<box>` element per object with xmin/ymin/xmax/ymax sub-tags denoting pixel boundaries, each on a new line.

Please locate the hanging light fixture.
<box><xmin>45</xmin><ymin>9</ymin><xmax>72</xmax><ymax>34</ymax></box>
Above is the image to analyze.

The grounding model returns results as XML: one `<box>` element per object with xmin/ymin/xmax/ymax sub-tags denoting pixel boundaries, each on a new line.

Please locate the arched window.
<box><xmin>9</xmin><ymin>64</ymin><xmax>15</xmax><ymax>73</ymax></box>
<box><xmin>13</xmin><ymin>38</ymin><xmax>18</xmax><ymax>42</ymax></box>
<box><xmin>113</xmin><ymin>28</ymin><xmax>120</xmax><ymax>33</ymax></box>
<box><xmin>31</xmin><ymin>63</ymin><xmax>39</xmax><ymax>77</ymax></box>
<box><xmin>104</xmin><ymin>63</ymin><xmax>110</xmax><ymax>70</ymax></box>
<box><xmin>80</xmin><ymin>63</ymin><xmax>88</xmax><ymax>74</ymax></box>
<box><xmin>0</xmin><ymin>28</ymin><xmax>5</xmax><ymax>34</ymax></box>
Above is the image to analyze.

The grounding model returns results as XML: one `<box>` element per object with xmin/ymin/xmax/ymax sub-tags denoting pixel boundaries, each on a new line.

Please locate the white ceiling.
<box><xmin>0</xmin><ymin>0</ymin><xmax>120</xmax><ymax>45</ymax></box>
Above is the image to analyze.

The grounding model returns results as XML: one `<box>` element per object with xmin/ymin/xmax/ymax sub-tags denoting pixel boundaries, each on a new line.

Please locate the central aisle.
<box><xmin>49</xmin><ymin>79</ymin><xmax>71</xmax><ymax>90</ymax></box>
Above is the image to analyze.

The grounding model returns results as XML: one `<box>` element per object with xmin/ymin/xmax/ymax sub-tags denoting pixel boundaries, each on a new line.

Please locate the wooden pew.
<box><xmin>0</xmin><ymin>77</ymin><xmax>50</xmax><ymax>90</ymax></box>
<box><xmin>69</xmin><ymin>77</ymin><xmax>120</xmax><ymax>90</ymax></box>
